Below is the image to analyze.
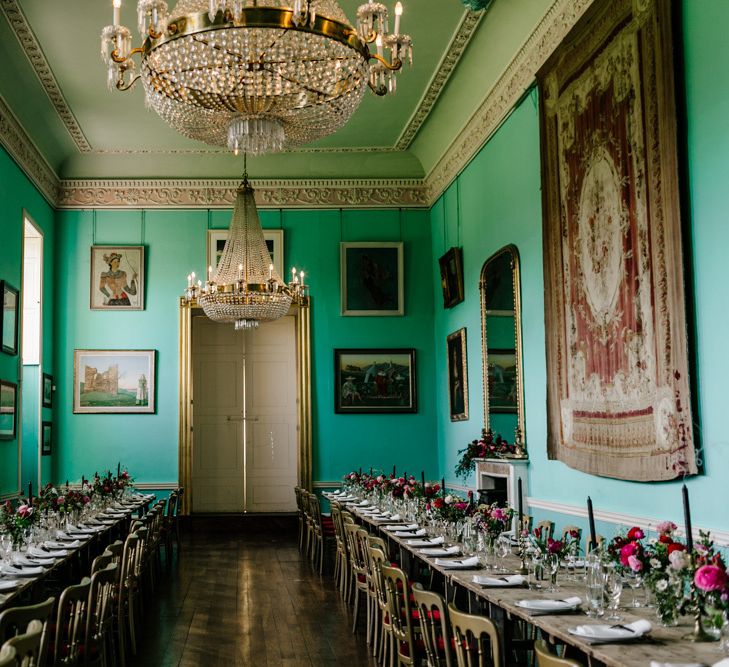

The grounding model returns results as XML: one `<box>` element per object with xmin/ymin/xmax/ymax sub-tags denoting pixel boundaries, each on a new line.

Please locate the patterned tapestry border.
<box><xmin>57</xmin><ymin>179</ymin><xmax>428</xmax><ymax>209</ymax></box>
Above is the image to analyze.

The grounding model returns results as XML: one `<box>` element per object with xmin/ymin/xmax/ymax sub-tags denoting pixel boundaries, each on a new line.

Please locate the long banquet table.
<box><xmin>327</xmin><ymin>493</ymin><xmax>728</xmax><ymax>667</ymax></box>
<box><xmin>0</xmin><ymin>493</ymin><xmax>155</xmax><ymax>612</ymax></box>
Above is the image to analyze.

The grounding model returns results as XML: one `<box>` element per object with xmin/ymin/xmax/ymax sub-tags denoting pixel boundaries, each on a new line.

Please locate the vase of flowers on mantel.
<box><xmin>454</xmin><ymin>428</ymin><xmax>526</xmax><ymax>480</ymax></box>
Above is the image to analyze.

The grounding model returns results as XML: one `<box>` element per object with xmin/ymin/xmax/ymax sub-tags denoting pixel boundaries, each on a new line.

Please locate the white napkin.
<box><xmin>15</xmin><ymin>555</ymin><xmax>53</xmax><ymax>567</ymax></box>
<box><xmin>45</xmin><ymin>540</ymin><xmax>79</xmax><ymax>550</ymax></box>
<box><xmin>357</xmin><ymin>500</ymin><xmax>370</xmax><ymax>506</ymax></box>
<box><xmin>407</xmin><ymin>537</ymin><xmax>444</xmax><ymax>547</ymax></box>
<box><xmin>473</xmin><ymin>574</ymin><xmax>526</xmax><ymax>587</ymax></box>
<box><xmin>649</xmin><ymin>663</ymin><xmax>707</xmax><ymax>667</ymax></box>
<box><xmin>418</xmin><ymin>546</ymin><xmax>461</xmax><ymax>557</ymax></box>
<box><xmin>31</xmin><ymin>546</ymin><xmax>68</xmax><ymax>558</ymax></box>
<box><xmin>433</xmin><ymin>556</ymin><xmax>480</xmax><ymax>569</ymax></box>
<box><xmin>393</xmin><ymin>528</ymin><xmax>427</xmax><ymax>537</ymax></box>
<box><xmin>569</xmin><ymin>619</ymin><xmax>651</xmax><ymax>643</ymax></box>
<box><xmin>388</xmin><ymin>514</ymin><xmax>401</xmax><ymax>522</ymax></box>
<box><xmin>516</xmin><ymin>596</ymin><xmax>582</xmax><ymax>614</ymax></box>
<box><xmin>0</xmin><ymin>579</ymin><xmax>20</xmax><ymax>592</ymax></box>
<box><xmin>0</xmin><ymin>564</ymin><xmax>43</xmax><ymax>577</ymax></box>
<box><xmin>384</xmin><ymin>524</ymin><xmax>418</xmax><ymax>531</ymax></box>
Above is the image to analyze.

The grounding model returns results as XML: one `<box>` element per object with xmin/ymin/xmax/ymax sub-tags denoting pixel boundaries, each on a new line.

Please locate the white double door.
<box><xmin>191</xmin><ymin>315</ymin><xmax>298</xmax><ymax>513</ymax></box>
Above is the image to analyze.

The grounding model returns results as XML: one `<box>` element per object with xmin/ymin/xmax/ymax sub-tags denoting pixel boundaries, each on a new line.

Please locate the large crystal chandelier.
<box><xmin>100</xmin><ymin>0</ymin><xmax>412</xmax><ymax>155</ymax></box>
<box><xmin>183</xmin><ymin>167</ymin><xmax>307</xmax><ymax>329</ymax></box>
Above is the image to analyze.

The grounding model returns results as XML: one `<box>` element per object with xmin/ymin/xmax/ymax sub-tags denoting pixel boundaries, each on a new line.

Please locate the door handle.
<box><xmin>243</xmin><ymin>417</ymin><xmax>259</xmax><ymax>422</ymax></box>
<box><xmin>226</xmin><ymin>416</ymin><xmax>244</xmax><ymax>422</ymax></box>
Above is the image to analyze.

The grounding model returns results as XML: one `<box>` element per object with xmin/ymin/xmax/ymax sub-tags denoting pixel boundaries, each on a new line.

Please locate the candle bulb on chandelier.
<box><xmin>394</xmin><ymin>2</ymin><xmax>402</xmax><ymax>36</ymax></box>
<box><xmin>238</xmin><ymin>263</ymin><xmax>243</xmax><ymax>282</ymax></box>
<box><xmin>187</xmin><ymin>273</ymin><xmax>192</xmax><ymax>288</ymax></box>
<box><xmin>113</xmin><ymin>0</ymin><xmax>121</xmax><ymax>27</ymax></box>
<box><xmin>376</xmin><ymin>34</ymin><xmax>383</xmax><ymax>57</ymax></box>
<box><xmin>268</xmin><ymin>264</ymin><xmax>273</xmax><ymax>281</ymax></box>
<box><xmin>299</xmin><ymin>271</ymin><xmax>305</xmax><ymax>289</ymax></box>
<box><xmin>208</xmin><ymin>265</ymin><xmax>213</xmax><ymax>280</ymax></box>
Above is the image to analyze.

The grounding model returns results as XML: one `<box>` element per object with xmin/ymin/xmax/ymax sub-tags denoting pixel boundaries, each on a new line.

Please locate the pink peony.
<box><xmin>694</xmin><ymin>565</ymin><xmax>727</xmax><ymax>592</ymax></box>
<box><xmin>17</xmin><ymin>504</ymin><xmax>32</xmax><ymax>518</ymax></box>
<box><xmin>57</xmin><ymin>496</ymin><xmax>65</xmax><ymax>505</ymax></box>
<box><xmin>669</xmin><ymin>550</ymin><xmax>689</xmax><ymax>570</ymax></box>
<box><xmin>656</xmin><ymin>520</ymin><xmax>677</xmax><ymax>535</ymax></box>
<box><xmin>548</xmin><ymin>539</ymin><xmax>564</xmax><ymax>555</ymax></box>
<box><xmin>627</xmin><ymin>555</ymin><xmax>643</xmax><ymax>572</ymax></box>
<box><xmin>492</xmin><ymin>507</ymin><xmax>506</xmax><ymax>521</ymax></box>
<box><xmin>620</xmin><ymin>542</ymin><xmax>639</xmax><ymax>567</ymax></box>
<box><xmin>627</xmin><ymin>527</ymin><xmax>645</xmax><ymax>540</ymax></box>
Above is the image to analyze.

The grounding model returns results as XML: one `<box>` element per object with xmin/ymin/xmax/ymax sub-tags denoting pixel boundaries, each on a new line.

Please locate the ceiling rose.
<box><xmin>101</xmin><ymin>0</ymin><xmax>413</xmax><ymax>155</ymax></box>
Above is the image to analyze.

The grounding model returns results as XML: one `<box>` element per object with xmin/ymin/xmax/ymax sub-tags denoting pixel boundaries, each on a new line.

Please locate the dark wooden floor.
<box><xmin>136</xmin><ymin>517</ymin><xmax>379</xmax><ymax>666</ymax></box>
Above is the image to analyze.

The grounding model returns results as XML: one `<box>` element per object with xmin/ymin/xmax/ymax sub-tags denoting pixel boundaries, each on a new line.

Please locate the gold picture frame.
<box><xmin>446</xmin><ymin>328</ymin><xmax>468</xmax><ymax>422</ymax></box>
<box><xmin>90</xmin><ymin>246</ymin><xmax>144</xmax><ymax>310</ymax></box>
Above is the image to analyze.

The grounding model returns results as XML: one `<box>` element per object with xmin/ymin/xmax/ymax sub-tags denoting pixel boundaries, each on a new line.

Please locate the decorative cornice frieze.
<box><xmin>90</xmin><ymin>145</ymin><xmax>398</xmax><ymax>156</ymax></box>
<box><xmin>395</xmin><ymin>9</ymin><xmax>484</xmax><ymax>150</ymax></box>
<box><xmin>0</xmin><ymin>0</ymin><xmax>91</xmax><ymax>153</ymax></box>
<box><xmin>0</xmin><ymin>94</ymin><xmax>59</xmax><ymax>204</ymax></box>
<box><xmin>57</xmin><ymin>178</ymin><xmax>428</xmax><ymax>209</ymax></box>
<box><xmin>425</xmin><ymin>0</ymin><xmax>596</xmax><ymax>203</ymax></box>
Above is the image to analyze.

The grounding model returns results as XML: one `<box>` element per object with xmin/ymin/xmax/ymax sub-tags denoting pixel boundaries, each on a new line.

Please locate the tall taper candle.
<box><xmin>369</xmin><ymin>467</ymin><xmax>373</xmax><ymax>476</ymax></box>
<box><xmin>28</xmin><ymin>481</ymin><xmax>32</xmax><ymax>501</ymax></box>
<box><xmin>421</xmin><ymin>470</ymin><xmax>425</xmax><ymax>488</ymax></box>
<box><xmin>442</xmin><ymin>477</ymin><xmax>446</xmax><ymax>497</ymax></box>
<box><xmin>587</xmin><ymin>496</ymin><xmax>597</xmax><ymax>552</ymax></box>
<box><xmin>682</xmin><ymin>484</ymin><xmax>693</xmax><ymax>553</ymax></box>
<box><xmin>517</xmin><ymin>477</ymin><xmax>523</xmax><ymax>529</ymax></box>
<box><xmin>117</xmin><ymin>462</ymin><xmax>121</xmax><ymax>478</ymax></box>
<box><xmin>393</xmin><ymin>465</ymin><xmax>396</xmax><ymax>477</ymax></box>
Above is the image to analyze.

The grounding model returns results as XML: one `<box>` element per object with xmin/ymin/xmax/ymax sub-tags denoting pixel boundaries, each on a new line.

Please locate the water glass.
<box><xmin>545</xmin><ymin>553</ymin><xmax>560</xmax><ymax>592</ymax></box>
<box><xmin>496</xmin><ymin>536</ymin><xmax>511</xmax><ymax>572</ymax></box>
<box><xmin>527</xmin><ymin>551</ymin><xmax>543</xmax><ymax>590</ymax></box>
<box><xmin>625</xmin><ymin>569</ymin><xmax>643</xmax><ymax>608</ymax></box>
<box><xmin>604</xmin><ymin>564</ymin><xmax>623</xmax><ymax>621</ymax></box>
<box><xmin>586</xmin><ymin>565</ymin><xmax>605</xmax><ymax>618</ymax></box>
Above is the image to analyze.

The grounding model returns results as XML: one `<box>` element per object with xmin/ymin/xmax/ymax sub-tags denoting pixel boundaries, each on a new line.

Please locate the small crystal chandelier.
<box><xmin>182</xmin><ymin>162</ymin><xmax>308</xmax><ymax>330</ymax></box>
<box><xmin>100</xmin><ymin>0</ymin><xmax>413</xmax><ymax>155</ymax></box>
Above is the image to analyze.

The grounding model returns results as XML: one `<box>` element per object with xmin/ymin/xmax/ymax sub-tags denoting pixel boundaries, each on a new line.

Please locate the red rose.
<box><xmin>627</xmin><ymin>527</ymin><xmax>645</xmax><ymax>540</ymax></box>
<box><xmin>659</xmin><ymin>535</ymin><xmax>672</xmax><ymax>544</ymax></box>
<box><xmin>667</xmin><ymin>543</ymin><xmax>685</xmax><ymax>555</ymax></box>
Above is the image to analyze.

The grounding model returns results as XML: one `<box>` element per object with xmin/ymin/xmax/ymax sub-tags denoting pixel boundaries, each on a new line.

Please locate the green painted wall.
<box><xmin>0</xmin><ymin>148</ymin><xmax>55</xmax><ymax>497</ymax></box>
<box><xmin>431</xmin><ymin>0</ymin><xmax>729</xmax><ymax>535</ymax></box>
<box><xmin>53</xmin><ymin>207</ymin><xmax>439</xmax><ymax>487</ymax></box>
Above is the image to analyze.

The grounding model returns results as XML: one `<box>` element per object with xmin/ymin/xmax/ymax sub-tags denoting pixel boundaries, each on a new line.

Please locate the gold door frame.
<box><xmin>178</xmin><ymin>298</ymin><xmax>312</xmax><ymax>515</ymax></box>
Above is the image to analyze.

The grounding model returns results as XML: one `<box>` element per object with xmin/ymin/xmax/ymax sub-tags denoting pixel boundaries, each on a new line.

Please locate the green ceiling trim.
<box><xmin>425</xmin><ymin>0</ymin><xmax>596</xmax><ymax>203</ymax></box>
<box><xmin>0</xmin><ymin>0</ymin><xmax>91</xmax><ymax>153</ymax></box>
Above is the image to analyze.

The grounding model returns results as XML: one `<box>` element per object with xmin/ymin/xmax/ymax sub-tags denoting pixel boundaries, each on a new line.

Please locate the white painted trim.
<box><xmin>527</xmin><ymin>497</ymin><xmax>729</xmax><ymax>547</ymax></box>
<box><xmin>134</xmin><ymin>482</ymin><xmax>178</xmax><ymax>490</ymax></box>
<box><xmin>0</xmin><ymin>492</ymin><xmax>18</xmax><ymax>501</ymax></box>
<box><xmin>313</xmin><ymin>481</ymin><xmax>342</xmax><ymax>489</ymax></box>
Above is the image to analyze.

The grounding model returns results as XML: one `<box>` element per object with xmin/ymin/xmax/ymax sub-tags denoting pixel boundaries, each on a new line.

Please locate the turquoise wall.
<box><xmin>432</xmin><ymin>0</ymin><xmax>729</xmax><ymax>537</ymax></box>
<box><xmin>53</xmin><ymin>207</ymin><xmax>439</xmax><ymax>487</ymax></box>
<box><xmin>0</xmin><ymin>147</ymin><xmax>55</xmax><ymax>497</ymax></box>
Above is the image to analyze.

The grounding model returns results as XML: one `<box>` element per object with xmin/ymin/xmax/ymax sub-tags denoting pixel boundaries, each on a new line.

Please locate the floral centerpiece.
<box><xmin>473</xmin><ymin>503</ymin><xmax>515</xmax><ymax>540</ymax></box>
<box><xmin>0</xmin><ymin>499</ymin><xmax>37</xmax><ymax>547</ymax></box>
<box><xmin>455</xmin><ymin>429</ymin><xmax>516</xmax><ymax>479</ymax></box>
<box><xmin>425</xmin><ymin>494</ymin><xmax>474</xmax><ymax>523</ymax></box>
<box><xmin>530</xmin><ymin>526</ymin><xmax>578</xmax><ymax>560</ymax></box>
<box><xmin>689</xmin><ymin>530</ymin><xmax>729</xmax><ymax>636</ymax></box>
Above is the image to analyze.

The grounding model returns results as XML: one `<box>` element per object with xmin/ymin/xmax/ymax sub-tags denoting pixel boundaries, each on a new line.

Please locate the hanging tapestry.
<box><xmin>538</xmin><ymin>0</ymin><xmax>697</xmax><ymax>481</ymax></box>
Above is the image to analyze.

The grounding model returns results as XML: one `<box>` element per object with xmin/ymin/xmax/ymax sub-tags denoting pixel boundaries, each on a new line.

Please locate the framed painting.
<box><xmin>90</xmin><ymin>246</ymin><xmax>144</xmax><ymax>310</ymax></box>
<box><xmin>446</xmin><ymin>328</ymin><xmax>468</xmax><ymax>422</ymax></box>
<box><xmin>42</xmin><ymin>373</ymin><xmax>53</xmax><ymax>408</ymax></box>
<box><xmin>41</xmin><ymin>421</ymin><xmax>52</xmax><ymax>456</ymax></box>
<box><xmin>1</xmin><ymin>281</ymin><xmax>19</xmax><ymax>355</ymax></box>
<box><xmin>539</xmin><ymin>0</ymin><xmax>696</xmax><ymax>481</ymax></box>
<box><xmin>208</xmin><ymin>229</ymin><xmax>284</xmax><ymax>280</ymax></box>
<box><xmin>73</xmin><ymin>349</ymin><xmax>156</xmax><ymax>414</ymax></box>
<box><xmin>439</xmin><ymin>247</ymin><xmax>464</xmax><ymax>309</ymax></box>
<box><xmin>340</xmin><ymin>242</ymin><xmax>404</xmax><ymax>316</ymax></box>
<box><xmin>0</xmin><ymin>379</ymin><xmax>17</xmax><ymax>440</ymax></box>
<box><xmin>487</xmin><ymin>349</ymin><xmax>517</xmax><ymax>413</ymax></box>
<box><xmin>334</xmin><ymin>348</ymin><xmax>416</xmax><ymax>414</ymax></box>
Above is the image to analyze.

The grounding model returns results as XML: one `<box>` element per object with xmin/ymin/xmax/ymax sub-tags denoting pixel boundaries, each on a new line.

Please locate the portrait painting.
<box><xmin>73</xmin><ymin>349</ymin><xmax>156</xmax><ymax>414</ymax></box>
<box><xmin>208</xmin><ymin>229</ymin><xmax>284</xmax><ymax>280</ymax></box>
<box><xmin>487</xmin><ymin>349</ymin><xmax>517</xmax><ymax>413</ymax></box>
<box><xmin>439</xmin><ymin>247</ymin><xmax>464</xmax><ymax>309</ymax></box>
<box><xmin>90</xmin><ymin>246</ymin><xmax>144</xmax><ymax>310</ymax></box>
<box><xmin>42</xmin><ymin>373</ymin><xmax>53</xmax><ymax>408</ymax></box>
<box><xmin>539</xmin><ymin>0</ymin><xmax>696</xmax><ymax>480</ymax></box>
<box><xmin>334</xmin><ymin>348</ymin><xmax>416</xmax><ymax>414</ymax></box>
<box><xmin>41</xmin><ymin>421</ymin><xmax>52</xmax><ymax>456</ymax></box>
<box><xmin>0</xmin><ymin>379</ymin><xmax>17</xmax><ymax>440</ymax></box>
<box><xmin>341</xmin><ymin>242</ymin><xmax>404</xmax><ymax>316</ymax></box>
<box><xmin>1</xmin><ymin>281</ymin><xmax>19</xmax><ymax>355</ymax></box>
<box><xmin>446</xmin><ymin>328</ymin><xmax>468</xmax><ymax>421</ymax></box>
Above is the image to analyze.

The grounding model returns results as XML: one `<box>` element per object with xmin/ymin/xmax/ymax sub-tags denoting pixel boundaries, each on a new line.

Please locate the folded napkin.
<box><xmin>384</xmin><ymin>524</ymin><xmax>418</xmax><ymax>531</ymax></box>
<box><xmin>473</xmin><ymin>574</ymin><xmax>526</xmax><ymax>587</ymax></box>
<box><xmin>0</xmin><ymin>564</ymin><xmax>43</xmax><ymax>577</ymax></box>
<box><xmin>45</xmin><ymin>540</ymin><xmax>80</xmax><ymax>550</ymax></box>
<box><xmin>393</xmin><ymin>528</ymin><xmax>427</xmax><ymax>538</ymax></box>
<box><xmin>418</xmin><ymin>546</ymin><xmax>461</xmax><ymax>557</ymax></box>
<box><xmin>407</xmin><ymin>537</ymin><xmax>444</xmax><ymax>547</ymax></box>
<box><xmin>388</xmin><ymin>514</ymin><xmax>401</xmax><ymax>522</ymax></box>
<box><xmin>569</xmin><ymin>619</ymin><xmax>651</xmax><ymax>643</ymax></box>
<box><xmin>357</xmin><ymin>500</ymin><xmax>370</xmax><ymax>507</ymax></box>
<box><xmin>14</xmin><ymin>555</ymin><xmax>53</xmax><ymax>567</ymax></box>
<box><xmin>648</xmin><ymin>660</ymin><xmax>729</xmax><ymax>667</ymax></box>
<box><xmin>0</xmin><ymin>579</ymin><xmax>20</xmax><ymax>592</ymax></box>
<box><xmin>29</xmin><ymin>546</ymin><xmax>68</xmax><ymax>559</ymax></box>
<box><xmin>433</xmin><ymin>556</ymin><xmax>480</xmax><ymax>569</ymax></box>
<box><xmin>516</xmin><ymin>597</ymin><xmax>582</xmax><ymax>614</ymax></box>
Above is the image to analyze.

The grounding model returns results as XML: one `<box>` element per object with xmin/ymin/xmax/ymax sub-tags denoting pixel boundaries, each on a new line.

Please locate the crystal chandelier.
<box><xmin>182</xmin><ymin>167</ymin><xmax>307</xmax><ymax>329</ymax></box>
<box><xmin>100</xmin><ymin>0</ymin><xmax>413</xmax><ymax>155</ymax></box>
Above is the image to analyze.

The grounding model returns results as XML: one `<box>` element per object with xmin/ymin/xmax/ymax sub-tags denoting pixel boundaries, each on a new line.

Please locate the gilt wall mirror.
<box><xmin>480</xmin><ymin>244</ymin><xmax>526</xmax><ymax>456</ymax></box>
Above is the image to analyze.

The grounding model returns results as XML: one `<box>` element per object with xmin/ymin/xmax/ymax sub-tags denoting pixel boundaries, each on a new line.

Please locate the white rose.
<box><xmin>647</xmin><ymin>537</ymin><xmax>658</xmax><ymax>546</ymax></box>
<box><xmin>650</xmin><ymin>558</ymin><xmax>661</xmax><ymax>569</ymax></box>
<box><xmin>445</xmin><ymin>495</ymin><xmax>454</xmax><ymax>505</ymax></box>
<box><xmin>656</xmin><ymin>579</ymin><xmax>668</xmax><ymax>592</ymax></box>
<box><xmin>669</xmin><ymin>550</ymin><xmax>688</xmax><ymax>570</ymax></box>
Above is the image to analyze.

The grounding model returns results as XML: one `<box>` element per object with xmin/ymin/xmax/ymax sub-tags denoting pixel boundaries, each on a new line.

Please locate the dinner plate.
<box><xmin>0</xmin><ymin>564</ymin><xmax>43</xmax><ymax>577</ymax></box>
<box><xmin>418</xmin><ymin>546</ymin><xmax>461</xmax><ymax>557</ymax></box>
<box><xmin>515</xmin><ymin>597</ymin><xmax>582</xmax><ymax>614</ymax></box>
<box><xmin>0</xmin><ymin>579</ymin><xmax>20</xmax><ymax>592</ymax></box>
<box><xmin>406</xmin><ymin>537</ymin><xmax>444</xmax><ymax>547</ymax></box>
<box><xmin>473</xmin><ymin>574</ymin><xmax>526</xmax><ymax>587</ymax></box>
<box><xmin>567</xmin><ymin>619</ymin><xmax>651</xmax><ymax>643</ymax></box>
<box><xmin>433</xmin><ymin>556</ymin><xmax>480</xmax><ymax>569</ymax></box>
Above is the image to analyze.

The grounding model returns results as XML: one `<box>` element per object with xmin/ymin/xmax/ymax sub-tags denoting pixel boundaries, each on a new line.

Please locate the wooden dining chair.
<box><xmin>534</xmin><ymin>639</ymin><xmax>581</xmax><ymax>667</ymax></box>
<box><xmin>560</xmin><ymin>525</ymin><xmax>581</xmax><ymax>545</ymax></box>
<box><xmin>448</xmin><ymin>602</ymin><xmax>501</xmax><ymax>667</ymax></box>
<box><xmin>381</xmin><ymin>564</ymin><xmax>422</xmax><ymax>667</ymax></box>
<box><xmin>0</xmin><ymin>597</ymin><xmax>55</xmax><ymax>667</ymax></box>
<box><xmin>3</xmin><ymin>620</ymin><xmax>43</xmax><ymax>667</ymax></box>
<box><xmin>294</xmin><ymin>487</ymin><xmax>305</xmax><ymax>553</ymax></box>
<box><xmin>161</xmin><ymin>490</ymin><xmax>178</xmax><ymax>556</ymax></box>
<box><xmin>355</xmin><ymin>528</ymin><xmax>379</xmax><ymax>648</ymax></box>
<box><xmin>85</xmin><ymin>563</ymin><xmax>119</xmax><ymax>667</ymax></box>
<box><xmin>411</xmin><ymin>584</ymin><xmax>454</xmax><ymax>667</ymax></box>
<box><xmin>343</xmin><ymin>523</ymin><xmax>370</xmax><ymax>635</ymax></box>
<box><xmin>330</xmin><ymin>503</ymin><xmax>347</xmax><ymax>594</ymax></box>
<box><xmin>0</xmin><ymin>645</ymin><xmax>15</xmax><ymax>667</ymax></box>
<box><xmin>366</xmin><ymin>542</ymin><xmax>391</xmax><ymax>663</ymax></box>
<box><xmin>535</xmin><ymin>520</ymin><xmax>554</xmax><ymax>541</ymax></box>
<box><xmin>54</xmin><ymin>578</ymin><xmax>91</xmax><ymax>667</ymax></box>
<box><xmin>117</xmin><ymin>532</ymin><xmax>142</xmax><ymax>664</ymax></box>
<box><xmin>91</xmin><ymin>553</ymin><xmax>114</xmax><ymax>576</ymax></box>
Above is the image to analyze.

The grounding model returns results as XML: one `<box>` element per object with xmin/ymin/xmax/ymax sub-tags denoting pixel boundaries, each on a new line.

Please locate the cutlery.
<box><xmin>610</xmin><ymin>624</ymin><xmax>635</xmax><ymax>632</ymax></box>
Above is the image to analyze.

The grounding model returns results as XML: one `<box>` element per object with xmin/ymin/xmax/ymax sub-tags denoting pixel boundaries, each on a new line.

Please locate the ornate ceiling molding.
<box><xmin>395</xmin><ymin>9</ymin><xmax>484</xmax><ymax>151</ymax></box>
<box><xmin>0</xmin><ymin>0</ymin><xmax>91</xmax><ymax>153</ymax></box>
<box><xmin>0</xmin><ymin>94</ymin><xmax>58</xmax><ymax>204</ymax></box>
<box><xmin>425</xmin><ymin>0</ymin><xmax>596</xmax><ymax>203</ymax></box>
<box><xmin>56</xmin><ymin>178</ymin><xmax>428</xmax><ymax>209</ymax></box>
<box><xmin>90</xmin><ymin>145</ymin><xmax>397</xmax><ymax>155</ymax></box>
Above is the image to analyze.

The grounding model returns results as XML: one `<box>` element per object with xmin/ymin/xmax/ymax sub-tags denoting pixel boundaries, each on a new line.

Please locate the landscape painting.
<box><xmin>73</xmin><ymin>349</ymin><xmax>155</xmax><ymax>414</ymax></box>
<box><xmin>334</xmin><ymin>348</ymin><xmax>416</xmax><ymax>414</ymax></box>
<box><xmin>487</xmin><ymin>349</ymin><xmax>517</xmax><ymax>413</ymax></box>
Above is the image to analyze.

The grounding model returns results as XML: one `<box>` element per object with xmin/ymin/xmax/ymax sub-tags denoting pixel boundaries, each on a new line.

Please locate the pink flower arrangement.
<box><xmin>627</xmin><ymin>526</ymin><xmax>645</xmax><ymax>540</ymax></box>
<box><xmin>694</xmin><ymin>565</ymin><xmax>728</xmax><ymax>592</ymax></box>
<box><xmin>656</xmin><ymin>520</ymin><xmax>677</xmax><ymax>535</ymax></box>
<box><xmin>16</xmin><ymin>504</ymin><xmax>32</xmax><ymax>519</ymax></box>
<box><xmin>619</xmin><ymin>541</ymin><xmax>640</xmax><ymax>567</ymax></box>
<box><xmin>627</xmin><ymin>555</ymin><xmax>643</xmax><ymax>572</ymax></box>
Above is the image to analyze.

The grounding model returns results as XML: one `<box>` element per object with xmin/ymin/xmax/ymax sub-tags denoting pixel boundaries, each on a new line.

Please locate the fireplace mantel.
<box><xmin>474</xmin><ymin>458</ymin><xmax>529</xmax><ymax>518</ymax></box>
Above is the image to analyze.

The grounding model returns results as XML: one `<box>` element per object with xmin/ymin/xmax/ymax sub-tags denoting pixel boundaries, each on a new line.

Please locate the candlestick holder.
<box><xmin>684</xmin><ymin>608</ymin><xmax>715</xmax><ymax>643</ymax></box>
<box><xmin>517</xmin><ymin>517</ymin><xmax>529</xmax><ymax>575</ymax></box>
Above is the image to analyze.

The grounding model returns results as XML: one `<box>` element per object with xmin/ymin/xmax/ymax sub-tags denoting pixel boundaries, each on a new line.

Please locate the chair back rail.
<box><xmin>534</xmin><ymin>639</ymin><xmax>582</xmax><ymax>667</ymax></box>
<box><xmin>3</xmin><ymin>620</ymin><xmax>43</xmax><ymax>667</ymax></box>
<box><xmin>54</xmin><ymin>579</ymin><xmax>92</xmax><ymax>667</ymax></box>
<box><xmin>412</xmin><ymin>584</ymin><xmax>454</xmax><ymax>667</ymax></box>
<box><xmin>447</xmin><ymin>602</ymin><xmax>501</xmax><ymax>667</ymax></box>
<box><xmin>381</xmin><ymin>564</ymin><xmax>418</xmax><ymax>667</ymax></box>
<box><xmin>0</xmin><ymin>597</ymin><xmax>55</xmax><ymax>667</ymax></box>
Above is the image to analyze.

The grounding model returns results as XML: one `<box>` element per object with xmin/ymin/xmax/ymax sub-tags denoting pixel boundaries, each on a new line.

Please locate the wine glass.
<box><xmin>496</xmin><ymin>536</ymin><xmax>511</xmax><ymax>572</ymax></box>
<box><xmin>604</xmin><ymin>564</ymin><xmax>623</xmax><ymax>621</ymax></box>
<box><xmin>527</xmin><ymin>550</ymin><xmax>543</xmax><ymax>590</ymax></box>
<box><xmin>545</xmin><ymin>553</ymin><xmax>560</xmax><ymax>592</ymax></box>
<box><xmin>625</xmin><ymin>568</ymin><xmax>643</xmax><ymax>608</ymax></box>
